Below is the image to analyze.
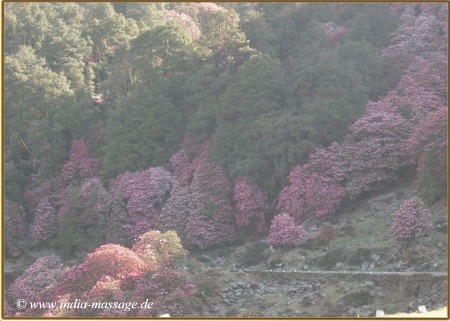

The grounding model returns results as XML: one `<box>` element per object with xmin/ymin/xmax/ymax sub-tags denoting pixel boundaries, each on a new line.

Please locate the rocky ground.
<box><xmin>178</xmin><ymin>183</ymin><xmax>448</xmax><ymax>317</ymax></box>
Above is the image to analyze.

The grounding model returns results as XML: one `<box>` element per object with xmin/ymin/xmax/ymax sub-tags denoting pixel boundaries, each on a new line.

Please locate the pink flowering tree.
<box><xmin>166</xmin><ymin>140</ymin><xmax>236</xmax><ymax>249</ymax></box>
<box><xmin>267</xmin><ymin>213</ymin><xmax>307</xmax><ymax>246</ymax></box>
<box><xmin>333</xmin><ymin>111</ymin><xmax>414</xmax><ymax>198</ymax></box>
<box><xmin>277</xmin><ymin>160</ymin><xmax>344</xmax><ymax>224</ymax></box>
<box><xmin>383</xmin><ymin>4</ymin><xmax>445</xmax><ymax>58</ymax></box>
<box><xmin>9</xmin><ymin>254</ymin><xmax>66</xmax><ymax>312</ymax></box>
<box><xmin>392</xmin><ymin>197</ymin><xmax>433</xmax><ymax>241</ymax></box>
<box><xmin>408</xmin><ymin>107</ymin><xmax>447</xmax><ymax>199</ymax></box>
<box><xmin>185</xmin><ymin>148</ymin><xmax>236</xmax><ymax>249</ymax></box>
<box><xmin>30</xmin><ymin>197</ymin><xmax>59</xmax><ymax>241</ymax></box>
<box><xmin>322</xmin><ymin>22</ymin><xmax>349</xmax><ymax>42</ymax></box>
<box><xmin>61</xmin><ymin>139</ymin><xmax>100</xmax><ymax>183</ymax></box>
<box><xmin>76</xmin><ymin>177</ymin><xmax>129</xmax><ymax>245</ymax></box>
<box><xmin>156</xmin><ymin>181</ymin><xmax>193</xmax><ymax>240</ymax></box>
<box><xmin>233</xmin><ymin>178</ymin><xmax>269</xmax><ymax>233</ymax></box>
<box><xmin>127</xmin><ymin>268</ymin><xmax>195</xmax><ymax>317</ymax></box>
<box><xmin>55</xmin><ymin>244</ymin><xmax>148</xmax><ymax>298</ymax></box>
<box><xmin>170</xmin><ymin>138</ymin><xmax>209</xmax><ymax>185</ymax></box>
<box><xmin>109</xmin><ymin>167</ymin><xmax>175</xmax><ymax>240</ymax></box>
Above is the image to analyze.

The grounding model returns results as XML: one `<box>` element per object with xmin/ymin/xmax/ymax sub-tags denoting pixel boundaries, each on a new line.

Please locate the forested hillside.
<box><xmin>4</xmin><ymin>2</ymin><xmax>447</xmax><ymax>317</ymax></box>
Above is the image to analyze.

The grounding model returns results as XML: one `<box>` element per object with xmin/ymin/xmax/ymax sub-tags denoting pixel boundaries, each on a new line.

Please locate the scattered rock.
<box><xmin>371</xmin><ymin>254</ymin><xmax>381</xmax><ymax>262</ymax></box>
<box><xmin>301</xmin><ymin>293</ymin><xmax>315</xmax><ymax>305</ymax></box>
<box><xmin>361</xmin><ymin>261</ymin><xmax>370</xmax><ymax>271</ymax></box>
<box><xmin>359</xmin><ymin>306</ymin><xmax>373</xmax><ymax>317</ymax></box>
<box><xmin>268</xmin><ymin>258</ymin><xmax>285</xmax><ymax>268</ymax></box>
<box><xmin>376</xmin><ymin>310</ymin><xmax>385</xmax><ymax>317</ymax></box>
<box><xmin>418</xmin><ymin>305</ymin><xmax>427</xmax><ymax>313</ymax></box>
<box><xmin>362</xmin><ymin>281</ymin><xmax>374</xmax><ymax>288</ymax></box>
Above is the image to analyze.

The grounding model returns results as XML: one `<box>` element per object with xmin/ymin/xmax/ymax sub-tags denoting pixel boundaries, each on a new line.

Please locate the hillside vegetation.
<box><xmin>4</xmin><ymin>3</ymin><xmax>447</xmax><ymax>317</ymax></box>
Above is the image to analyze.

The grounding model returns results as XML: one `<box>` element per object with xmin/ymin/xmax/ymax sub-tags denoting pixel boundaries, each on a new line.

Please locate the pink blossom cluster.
<box><xmin>408</xmin><ymin>107</ymin><xmax>447</xmax><ymax>183</ymax></box>
<box><xmin>322</xmin><ymin>22</ymin><xmax>349</xmax><ymax>42</ymax></box>
<box><xmin>157</xmin><ymin>181</ymin><xmax>192</xmax><ymax>238</ymax></box>
<box><xmin>186</xmin><ymin>149</ymin><xmax>236</xmax><ymax>248</ymax></box>
<box><xmin>170</xmin><ymin>138</ymin><xmax>209</xmax><ymax>185</ymax></box>
<box><xmin>166</xmin><ymin>139</ymin><xmax>236</xmax><ymax>249</ymax></box>
<box><xmin>9</xmin><ymin>254</ymin><xmax>66</xmax><ymax>303</ymax></box>
<box><xmin>392</xmin><ymin>197</ymin><xmax>433</xmax><ymax>240</ymax></box>
<box><xmin>109</xmin><ymin>167</ymin><xmax>175</xmax><ymax>239</ymax></box>
<box><xmin>271</xmin><ymin>5</ymin><xmax>446</xmax><ymax>240</ymax></box>
<box><xmin>55</xmin><ymin>244</ymin><xmax>148</xmax><ymax>298</ymax></box>
<box><xmin>79</xmin><ymin>177</ymin><xmax>111</xmax><ymax>215</ymax></box>
<box><xmin>267</xmin><ymin>213</ymin><xmax>307</xmax><ymax>246</ymax></box>
<box><xmin>383</xmin><ymin>4</ymin><xmax>446</xmax><ymax>58</ymax></box>
<box><xmin>233</xmin><ymin>178</ymin><xmax>269</xmax><ymax>232</ymax></box>
<box><xmin>61</xmin><ymin>139</ymin><xmax>100</xmax><ymax>182</ymax></box>
<box><xmin>30</xmin><ymin>197</ymin><xmax>59</xmax><ymax>240</ymax></box>
<box><xmin>129</xmin><ymin>268</ymin><xmax>195</xmax><ymax>317</ymax></box>
<box><xmin>278</xmin><ymin>162</ymin><xmax>345</xmax><ymax>224</ymax></box>
<box><xmin>336</xmin><ymin>111</ymin><xmax>413</xmax><ymax>197</ymax></box>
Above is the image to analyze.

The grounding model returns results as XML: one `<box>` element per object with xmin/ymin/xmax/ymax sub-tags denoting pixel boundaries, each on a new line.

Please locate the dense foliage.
<box><xmin>392</xmin><ymin>197</ymin><xmax>433</xmax><ymax>240</ymax></box>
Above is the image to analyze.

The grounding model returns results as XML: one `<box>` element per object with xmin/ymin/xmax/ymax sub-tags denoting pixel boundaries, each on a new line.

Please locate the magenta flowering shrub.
<box><xmin>9</xmin><ymin>254</ymin><xmax>66</xmax><ymax>303</ymax></box>
<box><xmin>383</xmin><ymin>4</ymin><xmax>445</xmax><ymax>58</ymax></box>
<box><xmin>56</xmin><ymin>244</ymin><xmax>148</xmax><ymax>298</ymax></box>
<box><xmin>408</xmin><ymin>107</ymin><xmax>447</xmax><ymax>186</ymax></box>
<box><xmin>25</xmin><ymin>176</ymin><xmax>68</xmax><ymax>223</ymax></box>
<box><xmin>61</xmin><ymin>139</ymin><xmax>100</xmax><ymax>182</ymax></box>
<box><xmin>109</xmin><ymin>167</ymin><xmax>175</xmax><ymax>239</ymax></box>
<box><xmin>185</xmin><ymin>149</ymin><xmax>236</xmax><ymax>249</ymax></box>
<box><xmin>83</xmin><ymin>276</ymin><xmax>127</xmax><ymax>317</ymax></box>
<box><xmin>129</xmin><ymin>268</ymin><xmax>195</xmax><ymax>317</ymax></box>
<box><xmin>392</xmin><ymin>197</ymin><xmax>433</xmax><ymax>240</ymax></box>
<box><xmin>233</xmin><ymin>178</ymin><xmax>269</xmax><ymax>232</ymax></box>
<box><xmin>278</xmin><ymin>162</ymin><xmax>344</xmax><ymax>224</ymax></box>
<box><xmin>75</xmin><ymin>177</ymin><xmax>130</xmax><ymax>245</ymax></box>
<box><xmin>157</xmin><ymin>181</ymin><xmax>193</xmax><ymax>238</ymax></box>
<box><xmin>267</xmin><ymin>213</ymin><xmax>307</xmax><ymax>246</ymax></box>
<box><xmin>322</xmin><ymin>22</ymin><xmax>348</xmax><ymax>42</ymax></box>
<box><xmin>335</xmin><ymin>111</ymin><xmax>414</xmax><ymax>197</ymax></box>
<box><xmin>30</xmin><ymin>197</ymin><xmax>59</xmax><ymax>240</ymax></box>
<box><xmin>166</xmin><ymin>140</ymin><xmax>236</xmax><ymax>249</ymax></box>
<box><xmin>170</xmin><ymin>138</ymin><xmax>209</xmax><ymax>185</ymax></box>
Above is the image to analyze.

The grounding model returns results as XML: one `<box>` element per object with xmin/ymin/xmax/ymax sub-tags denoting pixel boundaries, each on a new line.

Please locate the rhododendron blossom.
<box><xmin>109</xmin><ymin>167</ymin><xmax>175</xmax><ymax>239</ymax></box>
<box><xmin>55</xmin><ymin>244</ymin><xmax>148</xmax><ymax>297</ymax></box>
<box><xmin>9</xmin><ymin>254</ymin><xmax>66</xmax><ymax>303</ymax></box>
<box><xmin>234</xmin><ymin>178</ymin><xmax>269</xmax><ymax>232</ymax></box>
<box><xmin>392</xmin><ymin>197</ymin><xmax>433</xmax><ymax>240</ymax></box>
<box><xmin>268</xmin><ymin>213</ymin><xmax>307</xmax><ymax>246</ymax></box>
<box><xmin>61</xmin><ymin>139</ymin><xmax>100</xmax><ymax>182</ymax></box>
